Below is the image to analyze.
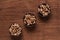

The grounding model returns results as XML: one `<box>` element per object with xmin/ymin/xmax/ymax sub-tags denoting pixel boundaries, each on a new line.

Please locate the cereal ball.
<box><xmin>38</xmin><ymin>3</ymin><xmax>51</xmax><ymax>17</ymax></box>
<box><xmin>9</xmin><ymin>23</ymin><xmax>22</xmax><ymax>36</ymax></box>
<box><xmin>23</xmin><ymin>13</ymin><xmax>36</xmax><ymax>27</ymax></box>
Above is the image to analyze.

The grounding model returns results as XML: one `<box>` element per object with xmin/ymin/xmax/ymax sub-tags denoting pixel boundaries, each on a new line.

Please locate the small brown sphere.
<box><xmin>9</xmin><ymin>23</ymin><xmax>22</xmax><ymax>36</ymax></box>
<box><xmin>23</xmin><ymin>13</ymin><xmax>36</xmax><ymax>28</ymax></box>
<box><xmin>38</xmin><ymin>3</ymin><xmax>51</xmax><ymax>18</ymax></box>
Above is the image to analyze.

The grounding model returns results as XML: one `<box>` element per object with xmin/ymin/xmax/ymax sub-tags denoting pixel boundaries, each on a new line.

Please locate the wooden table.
<box><xmin>0</xmin><ymin>0</ymin><xmax>60</xmax><ymax>40</ymax></box>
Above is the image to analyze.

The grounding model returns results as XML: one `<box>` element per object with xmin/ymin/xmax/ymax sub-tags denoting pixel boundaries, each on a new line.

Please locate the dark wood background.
<box><xmin>0</xmin><ymin>0</ymin><xmax>60</xmax><ymax>40</ymax></box>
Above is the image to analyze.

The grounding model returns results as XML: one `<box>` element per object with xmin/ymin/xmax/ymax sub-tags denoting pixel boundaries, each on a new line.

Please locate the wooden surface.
<box><xmin>0</xmin><ymin>0</ymin><xmax>60</xmax><ymax>40</ymax></box>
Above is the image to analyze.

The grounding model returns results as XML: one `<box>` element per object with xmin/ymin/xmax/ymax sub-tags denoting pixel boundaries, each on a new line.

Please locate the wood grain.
<box><xmin>0</xmin><ymin>0</ymin><xmax>60</xmax><ymax>40</ymax></box>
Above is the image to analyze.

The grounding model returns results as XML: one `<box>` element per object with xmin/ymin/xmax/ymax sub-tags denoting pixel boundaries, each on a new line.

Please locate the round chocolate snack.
<box><xmin>9</xmin><ymin>23</ymin><xmax>22</xmax><ymax>36</ymax></box>
<box><xmin>38</xmin><ymin>3</ymin><xmax>51</xmax><ymax>18</ymax></box>
<box><xmin>23</xmin><ymin>13</ymin><xmax>36</xmax><ymax>28</ymax></box>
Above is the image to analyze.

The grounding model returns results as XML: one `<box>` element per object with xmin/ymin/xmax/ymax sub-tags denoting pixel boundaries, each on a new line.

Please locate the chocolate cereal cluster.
<box><xmin>23</xmin><ymin>13</ymin><xmax>36</xmax><ymax>27</ymax></box>
<box><xmin>9</xmin><ymin>23</ymin><xmax>22</xmax><ymax>36</ymax></box>
<box><xmin>38</xmin><ymin>3</ymin><xmax>51</xmax><ymax>17</ymax></box>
